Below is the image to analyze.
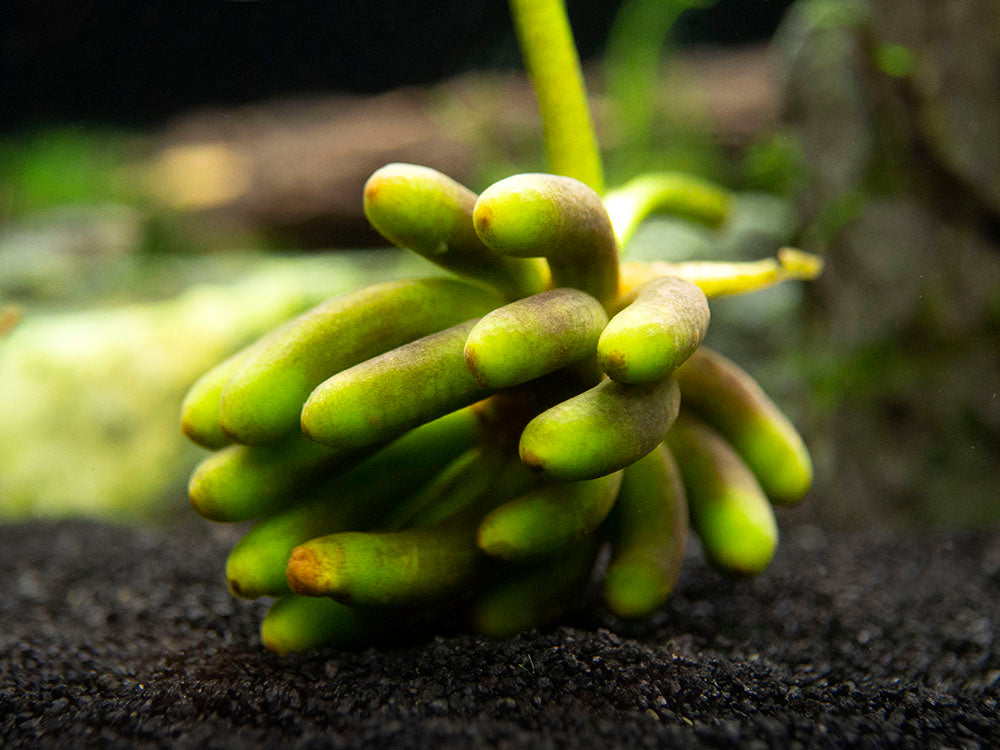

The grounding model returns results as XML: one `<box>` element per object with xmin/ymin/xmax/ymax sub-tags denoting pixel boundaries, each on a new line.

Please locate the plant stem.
<box><xmin>508</xmin><ymin>0</ymin><xmax>604</xmax><ymax>195</ymax></box>
<box><xmin>603</xmin><ymin>172</ymin><xmax>731</xmax><ymax>249</ymax></box>
<box><xmin>618</xmin><ymin>248</ymin><xmax>824</xmax><ymax>299</ymax></box>
<box><xmin>604</xmin><ymin>0</ymin><xmax>696</xmax><ymax>161</ymax></box>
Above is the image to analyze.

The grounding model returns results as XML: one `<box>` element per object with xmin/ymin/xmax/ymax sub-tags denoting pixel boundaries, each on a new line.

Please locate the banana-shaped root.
<box><xmin>665</xmin><ymin>412</ymin><xmax>778</xmax><ymax>577</ymax></box>
<box><xmin>181</xmin><ymin>344</ymin><xmax>260</xmax><ymax>449</ymax></box>
<box><xmin>464</xmin><ymin>288</ymin><xmax>607</xmax><ymax>389</ymax></box>
<box><xmin>674</xmin><ymin>347</ymin><xmax>812</xmax><ymax>504</ymax></box>
<box><xmin>219</xmin><ymin>278</ymin><xmax>502</xmax><ymax>445</ymax></box>
<box><xmin>519</xmin><ymin>376</ymin><xmax>680</xmax><ymax>481</ymax></box>
<box><xmin>363</xmin><ymin>163</ymin><xmax>549</xmax><ymax>301</ymax></box>
<box><xmin>470</xmin><ymin>535</ymin><xmax>601</xmax><ymax>637</ymax></box>
<box><xmin>598</xmin><ymin>276</ymin><xmax>709</xmax><ymax>384</ymax></box>
<box><xmin>226</xmin><ymin>407</ymin><xmax>483</xmax><ymax>599</ymax></box>
<box><xmin>477</xmin><ymin>470</ymin><xmax>622</xmax><ymax>562</ymax></box>
<box><xmin>602</xmin><ymin>445</ymin><xmax>688</xmax><ymax>619</ymax></box>
<box><xmin>473</xmin><ymin>173</ymin><xmax>620</xmax><ymax>310</ymax></box>
<box><xmin>188</xmin><ymin>433</ymin><xmax>363</xmax><ymax>523</ymax></box>
<box><xmin>301</xmin><ymin>320</ymin><xmax>491</xmax><ymax>449</ymax></box>
<box><xmin>285</xmin><ymin>507</ymin><xmax>487</xmax><ymax>607</ymax></box>
<box><xmin>260</xmin><ymin>595</ymin><xmax>385</xmax><ymax>655</ymax></box>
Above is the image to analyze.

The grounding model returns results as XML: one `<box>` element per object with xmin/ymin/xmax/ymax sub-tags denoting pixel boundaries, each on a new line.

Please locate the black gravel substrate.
<box><xmin>2</xmin><ymin>519</ymin><xmax>998</xmax><ymax>748</ymax></box>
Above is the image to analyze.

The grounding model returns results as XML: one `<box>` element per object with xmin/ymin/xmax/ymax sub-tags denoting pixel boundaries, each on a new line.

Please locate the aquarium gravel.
<box><xmin>2</xmin><ymin>520</ymin><xmax>997</xmax><ymax>748</ymax></box>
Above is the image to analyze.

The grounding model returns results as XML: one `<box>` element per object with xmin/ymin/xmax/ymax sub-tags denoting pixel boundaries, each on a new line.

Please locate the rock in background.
<box><xmin>775</xmin><ymin>0</ymin><xmax>1000</xmax><ymax>527</ymax></box>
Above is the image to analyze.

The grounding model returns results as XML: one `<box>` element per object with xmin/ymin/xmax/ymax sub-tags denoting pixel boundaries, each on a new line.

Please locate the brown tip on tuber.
<box><xmin>473</xmin><ymin>204</ymin><xmax>494</xmax><ymax>241</ymax></box>
<box><xmin>286</xmin><ymin>546</ymin><xmax>323</xmax><ymax>595</ymax></box>
<box><xmin>520</xmin><ymin>448</ymin><xmax>545</xmax><ymax>473</ymax></box>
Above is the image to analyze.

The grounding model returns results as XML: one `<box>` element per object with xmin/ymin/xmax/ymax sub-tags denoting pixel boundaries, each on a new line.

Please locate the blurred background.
<box><xmin>1</xmin><ymin>0</ymin><xmax>997</xmax><ymax>527</ymax></box>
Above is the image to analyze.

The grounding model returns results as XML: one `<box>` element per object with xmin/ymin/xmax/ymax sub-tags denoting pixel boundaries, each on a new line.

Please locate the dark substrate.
<box><xmin>2</xmin><ymin>519</ymin><xmax>998</xmax><ymax>748</ymax></box>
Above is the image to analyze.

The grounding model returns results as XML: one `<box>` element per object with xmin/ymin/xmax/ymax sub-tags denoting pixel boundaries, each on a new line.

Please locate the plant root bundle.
<box><xmin>182</xmin><ymin>163</ymin><xmax>821</xmax><ymax>654</ymax></box>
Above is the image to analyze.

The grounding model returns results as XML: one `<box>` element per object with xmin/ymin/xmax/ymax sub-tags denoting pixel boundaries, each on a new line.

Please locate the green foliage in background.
<box><xmin>0</xmin><ymin>128</ymin><xmax>138</xmax><ymax>219</ymax></box>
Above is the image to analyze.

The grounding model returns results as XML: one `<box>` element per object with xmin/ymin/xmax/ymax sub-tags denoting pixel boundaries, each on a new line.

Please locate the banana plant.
<box><xmin>181</xmin><ymin>0</ymin><xmax>821</xmax><ymax>654</ymax></box>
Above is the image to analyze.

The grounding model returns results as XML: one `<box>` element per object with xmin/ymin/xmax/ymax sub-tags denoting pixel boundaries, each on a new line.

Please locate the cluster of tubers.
<box><xmin>181</xmin><ymin>163</ymin><xmax>819</xmax><ymax>654</ymax></box>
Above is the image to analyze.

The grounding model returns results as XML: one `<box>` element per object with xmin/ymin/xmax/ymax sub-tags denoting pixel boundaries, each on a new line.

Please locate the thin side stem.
<box><xmin>604</xmin><ymin>0</ymin><xmax>707</xmax><ymax>164</ymax></box>
<box><xmin>509</xmin><ymin>0</ymin><xmax>605</xmax><ymax>194</ymax></box>
<box><xmin>603</xmin><ymin>172</ymin><xmax>732</xmax><ymax>250</ymax></box>
<box><xmin>618</xmin><ymin>248</ymin><xmax>824</xmax><ymax>300</ymax></box>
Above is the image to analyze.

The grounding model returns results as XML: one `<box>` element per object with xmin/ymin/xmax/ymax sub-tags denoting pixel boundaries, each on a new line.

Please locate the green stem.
<box><xmin>619</xmin><ymin>248</ymin><xmax>824</xmax><ymax>299</ymax></box>
<box><xmin>603</xmin><ymin>172</ymin><xmax>732</xmax><ymax>249</ymax></box>
<box><xmin>509</xmin><ymin>0</ymin><xmax>604</xmax><ymax>194</ymax></box>
<box><xmin>604</xmin><ymin>0</ymin><xmax>704</xmax><ymax>160</ymax></box>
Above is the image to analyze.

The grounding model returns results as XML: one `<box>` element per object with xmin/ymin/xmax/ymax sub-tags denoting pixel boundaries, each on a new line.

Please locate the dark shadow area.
<box><xmin>1</xmin><ymin>0</ymin><xmax>794</xmax><ymax>129</ymax></box>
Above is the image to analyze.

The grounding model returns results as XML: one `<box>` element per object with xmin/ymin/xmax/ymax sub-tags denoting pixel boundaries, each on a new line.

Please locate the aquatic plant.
<box><xmin>181</xmin><ymin>0</ymin><xmax>821</xmax><ymax>653</ymax></box>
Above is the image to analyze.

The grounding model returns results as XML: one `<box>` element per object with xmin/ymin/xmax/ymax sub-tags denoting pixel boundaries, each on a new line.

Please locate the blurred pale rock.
<box><xmin>1</xmin><ymin>205</ymin><xmax>143</xmax><ymax>303</ymax></box>
<box><xmin>0</xmin><ymin>250</ymin><xmax>433</xmax><ymax>520</ymax></box>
